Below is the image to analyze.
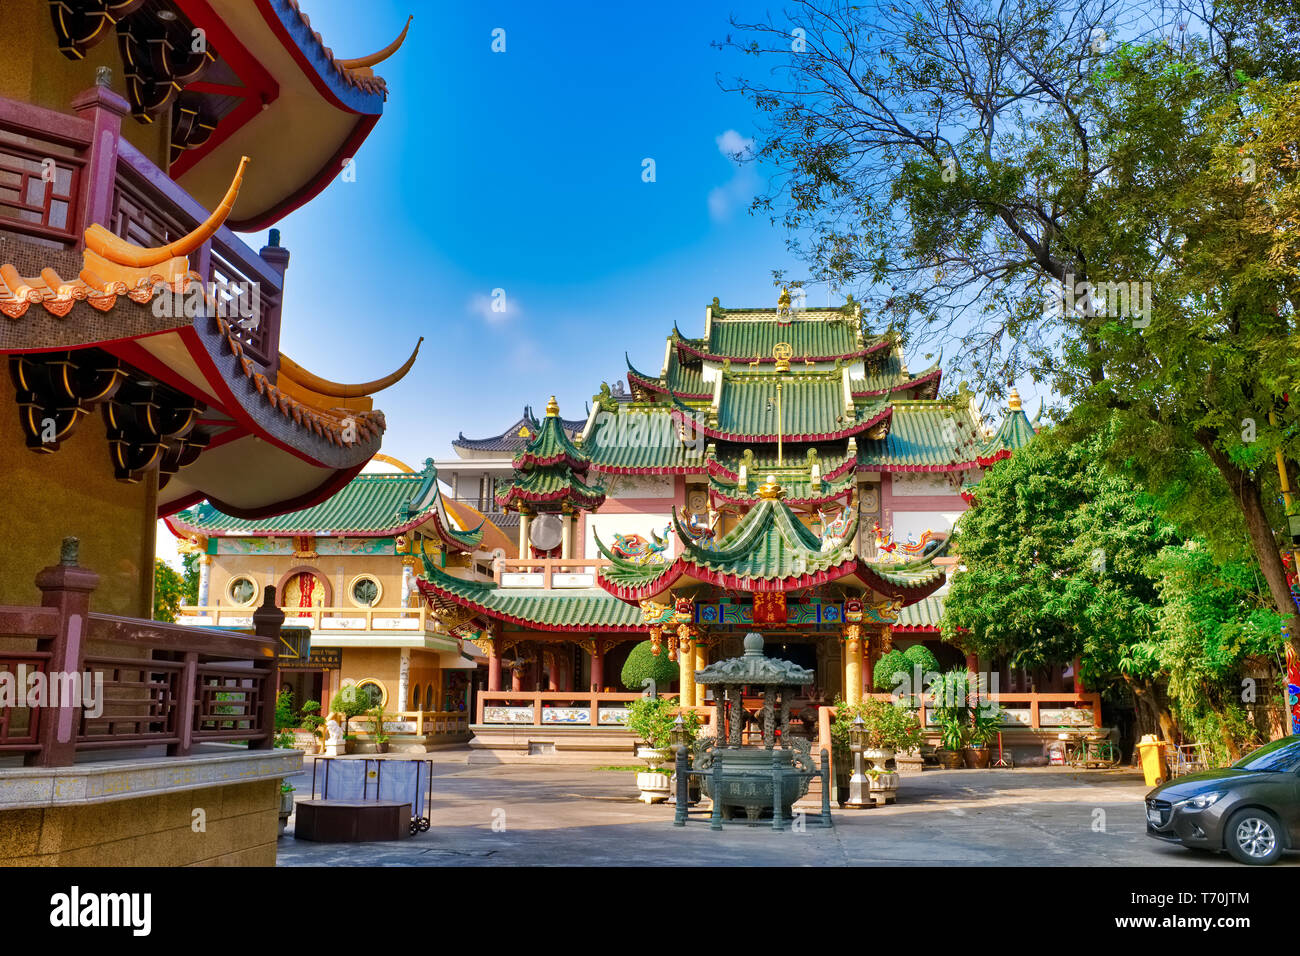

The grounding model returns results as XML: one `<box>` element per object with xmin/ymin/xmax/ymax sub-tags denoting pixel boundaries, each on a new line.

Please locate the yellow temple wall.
<box><xmin>206</xmin><ymin>553</ymin><xmax>407</xmax><ymax>611</ymax></box>
<box><xmin>337</xmin><ymin>647</ymin><xmax>443</xmax><ymax>711</ymax></box>
<box><xmin>1</xmin><ymin>1</ymin><xmax>172</xmax><ymax>172</ymax></box>
<box><xmin>0</xmin><ymin>389</ymin><xmax>156</xmax><ymax>619</ymax></box>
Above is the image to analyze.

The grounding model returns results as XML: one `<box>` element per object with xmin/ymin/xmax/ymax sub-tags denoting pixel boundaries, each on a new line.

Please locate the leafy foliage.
<box><xmin>830</xmin><ymin>696</ymin><xmax>923</xmax><ymax>752</ymax></box>
<box><xmin>152</xmin><ymin>559</ymin><xmax>186</xmax><ymax>623</ymax></box>
<box><xmin>724</xmin><ymin>0</ymin><xmax>1300</xmax><ymax>652</ymax></box>
<box><xmin>620</xmin><ymin>640</ymin><xmax>679</xmax><ymax>692</ymax></box>
<box><xmin>625</xmin><ymin>696</ymin><xmax>700</xmax><ymax>752</ymax></box>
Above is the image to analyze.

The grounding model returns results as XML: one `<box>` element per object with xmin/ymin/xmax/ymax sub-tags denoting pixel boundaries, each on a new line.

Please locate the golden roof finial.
<box><xmin>545</xmin><ymin>395</ymin><xmax>560</xmax><ymax>417</ymax></box>
<box><xmin>757</xmin><ymin>474</ymin><xmax>785</xmax><ymax>500</ymax></box>
<box><xmin>1008</xmin><ymin>388</ymin><xmax>1022</xmax><ymax>411</ymax></box>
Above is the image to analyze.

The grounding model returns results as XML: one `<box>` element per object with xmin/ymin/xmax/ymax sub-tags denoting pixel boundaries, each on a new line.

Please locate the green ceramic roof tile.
<box><xmin>707</xmin><ymin>312</ymin><xmax>863</xmax><ymax>358</ymax></box>
<box><xmin>170</xmin><ymin>461</ymin><xmax>460</xmax><ymax>537</ymax></box>
<box><xmin>497</xmin><ymin>404</ymin><xmax>606</xmax><ymax>510</ymax></box>
<box><xmin>858</xmin><ymin>401</ymin><xmax>983</xmax><ymax>469</ymax></box>
<box><xmin>712</xmin><ymin>380</ymin><xmax>887</xmax><ymax>438</ymax></box>
<box><xmin>851</xmin><ymin>349</ymin><xmax>905</xmax><ymax>392</ymax></box>
<box><xmin>586</xmin><ymin>406</ymin><xmax>700</xmax><ymax>472</ymax></box>
<box><xmin>598</xmin><ymin>499</ymin><xmax>857</xmax><ymax>588</ymax></box>
<box><xmin>512</xmin><ymin>407</ymin><xmax>591</xmax><ymax>471</ymax></box>
<box><xmin>418</xmin><ymin>562</ymin><xmax>641</xmax><ymax>629</ymax></box>
<box><xmin>666</xmin><ymin>349</ymin><xmax>708</xmax><ymax>395</ymax></box>
<box><xmin>896</xmin><ymin>595</ymin><xmax>944</xmax><ymax>630</ymax></box>
<box><xmin>980</xmin><ymin>403</ymin><xmax>1037</xmax><ymax>461</ymax></box>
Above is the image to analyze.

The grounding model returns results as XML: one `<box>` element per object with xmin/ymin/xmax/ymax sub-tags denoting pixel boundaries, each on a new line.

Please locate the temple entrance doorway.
<box><xmin>764</xmin><ymin>639</ymin><xmax>816</xmax><ymax>673</ymax></box>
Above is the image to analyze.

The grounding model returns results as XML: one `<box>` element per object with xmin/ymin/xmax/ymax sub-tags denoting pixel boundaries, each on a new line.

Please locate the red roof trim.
<box><xmin>708</xmin><ymin>484</ymin><xmax>854</xmax><ymax>509</ymax></box>
<box><xmin>851</xmin><ymin>367</ymin><xmax>943</xmax><ymax>398</ymax></box>
<box><xmin>626</xmin><ymin>368</ymin><xmax>711</xmax><ymax>401</ymax></box>
<box><xmin>672</xmin><ymin>406</ymin><xmax>892</xmax><ymax>445</ymax></box>
<box><xmin>675</xmin><ymin>337</ymin><xmax>891</xmax><ymax>365</ymax></box>
<box><xmin>590</xmin><ymin>464</ymin><xmax>702</xmax><ymax>476</ymax></box>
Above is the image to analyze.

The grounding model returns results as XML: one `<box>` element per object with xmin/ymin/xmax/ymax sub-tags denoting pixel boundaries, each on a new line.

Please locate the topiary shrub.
<box><xmin>903</xmin><ymin>643</ymin><xmax>939</xmax><ymax>675</ymax></box>
<box><xmin>620</xmin><ymin>640</ymin><xmax>678</xmax><ymax>692</ymax></box>
<box><xmin>874</xmin><ymin>649</ymin><xmax>911</xmax><ymax>692</ymax></box>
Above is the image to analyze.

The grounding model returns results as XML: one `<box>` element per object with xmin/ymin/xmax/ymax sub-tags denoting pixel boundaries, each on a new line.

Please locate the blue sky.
<box><xmin>261</xmin><ymin>1</ymin><xmax>1039</xmax><ymax>467</ymax></box>
<box><xmin>261</xmin><ymin>1</ymin><xmax>839</xmax><ymax>465</ymax></box>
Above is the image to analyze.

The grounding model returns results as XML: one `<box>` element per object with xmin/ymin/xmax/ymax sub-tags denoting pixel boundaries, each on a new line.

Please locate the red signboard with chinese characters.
<box><xmin>752</xmin><ymin>592</ymin><xmax>787</xmax><ymax>626</ymax></box>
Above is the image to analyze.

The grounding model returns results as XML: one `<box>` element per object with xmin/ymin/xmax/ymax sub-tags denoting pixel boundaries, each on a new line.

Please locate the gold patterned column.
<box><xmin>693</xmin><ymin>640</ymin><xmax>708</xmax><ymax>707</ymax></box>
<box><xmin>677</xmin><ymin>624</ymin><xmax>695</xmax><ymax>710</ymax></box>
<box><xmin>843</xmin><ymin>623</ymin><xmax>864</xmax><ymax>706</ymax></box>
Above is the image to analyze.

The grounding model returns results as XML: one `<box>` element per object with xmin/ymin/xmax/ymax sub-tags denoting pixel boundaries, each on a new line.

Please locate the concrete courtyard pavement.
<box><xmin>275</xmin><ymin>752</ymin><xmax>1297</xmax><ymax>867</ymax></box>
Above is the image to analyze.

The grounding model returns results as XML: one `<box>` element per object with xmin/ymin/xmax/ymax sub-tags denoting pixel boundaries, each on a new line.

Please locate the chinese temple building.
<box><xmin>0</xmin><ymin>0</ymin><xmax>414</xmax><ymax>863</ymax></box>
<box><xmin>167</xmin><ymin>457</ymin><xmax>504</xmax><ymax>748</ymax></box>
<box><xmin>413</xmin><ymin>295</ymin><xmax>1062</xmax><ymax>763</ymax></box>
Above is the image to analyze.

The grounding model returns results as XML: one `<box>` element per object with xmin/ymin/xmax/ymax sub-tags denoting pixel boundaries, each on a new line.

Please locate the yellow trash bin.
<box><xmin>1137</xmin><ymin>734</ymin><xmax>1167</xmax><ymax>786</ymax></box>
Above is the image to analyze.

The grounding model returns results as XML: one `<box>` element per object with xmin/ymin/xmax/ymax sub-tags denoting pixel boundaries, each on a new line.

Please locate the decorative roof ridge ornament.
<box><xmin>1008</xmin><ymin>387</ymin><xmax>1022</xmax><ymax>411</ymax></box>
<box><xmin>85</xmin><ymin>156</ymin><xmax>249</xmax><ymax>268</ymax></box>
<box><xmin>756</xmin><ymin>474</ymin><xmax>785</xmax><ymax>500</ymax></box>
<box><xmin>336</xmin><ymin>15</ymin><xmax>413</xmax><ymax>69</ymax></box>
<box><xmin>546</xmin><ymin>395</ymin><xmax>560</xmax><ymax>417</ymax></box>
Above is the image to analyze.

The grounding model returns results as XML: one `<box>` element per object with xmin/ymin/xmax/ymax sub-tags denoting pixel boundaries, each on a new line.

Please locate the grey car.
<box><xmin>1145</xmin><ymin>734</ymin><xmax>1300</xmax><ymax>865</ymax></box>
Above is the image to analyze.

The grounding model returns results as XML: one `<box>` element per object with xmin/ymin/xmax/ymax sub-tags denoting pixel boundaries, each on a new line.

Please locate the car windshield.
<box><xmin>1232</xmin><ymin>736</ymin><xmax>1300</xmax><ymax>772</ymax></box>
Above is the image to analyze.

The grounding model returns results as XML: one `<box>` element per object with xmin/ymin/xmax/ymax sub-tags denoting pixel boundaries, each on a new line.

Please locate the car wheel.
<box><xmin>1224</xmin><ymin>808</ymin><xmax>1284</xmax><ymax>865</ymax></box>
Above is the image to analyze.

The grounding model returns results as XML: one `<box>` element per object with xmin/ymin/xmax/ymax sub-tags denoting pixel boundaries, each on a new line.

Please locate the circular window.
<box><xmin>355</xmin><ymin>680</ymin><xmax>386</xmax><ymax>709</ymax></box>
<box><xmin>349</xmin><ymin>574</ymin><xmax>382</xmax><ymax>608</ymax></box>
<box><xmin>227</xmin><ymin>576</ymin><xmax>258</xmax><ymax>607</ymax></box>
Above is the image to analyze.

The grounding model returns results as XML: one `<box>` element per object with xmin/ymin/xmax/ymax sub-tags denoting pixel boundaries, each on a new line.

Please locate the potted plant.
<box><xmin>625</xmin><ymin>696</ymin><xmax>699</xmax><ymax>803</ymax></box>
<box><xmin>278</xmin><ymin>782</ymin><xmax>295</xmax><ymax>836</ymax></box>
<box><xmin>368</xmin><ymin>705</ymin><xmax>390</xmax><ymax>753</ymax></box>
<box><xmin>932</xmin><ymin>711</ymin><xmax>968</xmax><ymax>768</ymax></box>
<box><xmin>962</xmin><ymin>701</ymin><xmax>1003</xmax><ymax>769</ymax></box>
<box><xmin>928</xmin><ymin>669</ymin><xmax>974</xmax><ymax>769</ymax></box>
<box><xmin>830</xmin><ymin>697</ymin><xmax>924</xmax><ymax>803</ymax></box>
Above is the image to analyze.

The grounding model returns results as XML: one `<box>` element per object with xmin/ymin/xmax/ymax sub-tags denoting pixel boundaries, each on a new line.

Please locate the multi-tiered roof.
<box><xmin>495</xmin><ymin>397</ymin><xmax>605</xmax><ymax>514</ymax></box>
<box><xmin>585</xmin><ymin>295</ymin><xmax>984</xmax><ymax>504</ymax></box>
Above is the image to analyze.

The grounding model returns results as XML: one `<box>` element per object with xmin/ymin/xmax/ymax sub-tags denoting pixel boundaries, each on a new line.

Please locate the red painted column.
<box><xmin>590</xmin><ymin>641</ymin><xmax>605</xmax><ymax>693</ymax></box>
<box><xmin>69</xmin><ymin>82</ymin><xmax>129</xmax><ymax>245</ymax></box>
<box><xmin>1072</xmin><ymin>656</ymin><xmax>1085</xmax><ymax>693</ymax></box>
<box><xmin>487</xmin><ymin>642</ymin><xmax>502</xmax><ymax>692</ymax></box>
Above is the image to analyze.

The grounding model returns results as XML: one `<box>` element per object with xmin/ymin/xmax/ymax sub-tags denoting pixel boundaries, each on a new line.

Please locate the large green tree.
<box><xmin>943</xmin><ymin>427</ymin><xmax>1180</xmax><ymax>735</ymax></box>
<box><xmin>944</xmin><ymin>425</ymin><xmax>1284</xmax><ymax>754</ymax></box>
<box><xmin>724</xmin><ymin>0</ymin><xmax>1300</xmax><ymax>654</ymax></box>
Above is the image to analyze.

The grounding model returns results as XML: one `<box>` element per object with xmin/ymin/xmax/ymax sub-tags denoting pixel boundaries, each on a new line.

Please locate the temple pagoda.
<box><xmin>414</xmin><ymin>292</ymin><xmax>1041</xmax><ymax>764</ymax></box>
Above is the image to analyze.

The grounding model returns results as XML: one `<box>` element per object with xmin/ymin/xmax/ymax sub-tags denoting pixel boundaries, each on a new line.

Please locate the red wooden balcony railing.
<box><xmin>0</xmin><ymin>539</ymin><xmax>284</xmax><ymax>768</ymax></box>
<box><xmin>0</xmin><ymin>86</ymin><xmax>284</xmax><ymax>372</ymax></box>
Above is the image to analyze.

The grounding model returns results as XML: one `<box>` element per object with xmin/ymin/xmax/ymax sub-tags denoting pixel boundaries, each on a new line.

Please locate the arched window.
<box><xmin>424</xmin><ymin>685</ymin><xmax>434</xmax><ymax>711</ymax></box>
<box><xmin>410</xmin><ymin>683</ymin><xmax>421</xmax><ymax>710</ymax></box>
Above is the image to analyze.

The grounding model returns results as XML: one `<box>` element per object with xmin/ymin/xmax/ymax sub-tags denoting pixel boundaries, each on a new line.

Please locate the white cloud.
<box><xmin>709</xmin><ymin>129</ymin><xmax>758</xmax><ymax>222</ymax></box>
<box><xmin>468</xmin><ymin>290</ymin><xmax>520</xmax><ymax>325</ymax></box>
<box><xmin>716</xmin><ymin>129</ymin><xmax>754</xmax><ymax>161</ymax></box>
